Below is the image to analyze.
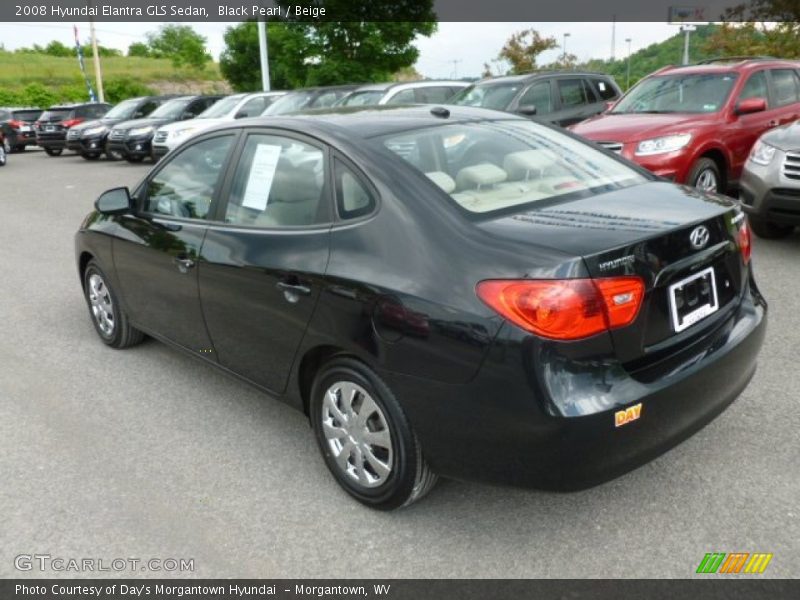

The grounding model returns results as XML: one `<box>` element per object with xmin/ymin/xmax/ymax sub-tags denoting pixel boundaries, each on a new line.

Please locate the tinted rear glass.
<box><xmin>12</xmin><ymin>110</ymin><xmax>42</xmax><ymax>121</ymax></box>
<box><xmin>40</xmin><ymin>109</ymin><xmax>72</xmax><ymax>121</ymax></box>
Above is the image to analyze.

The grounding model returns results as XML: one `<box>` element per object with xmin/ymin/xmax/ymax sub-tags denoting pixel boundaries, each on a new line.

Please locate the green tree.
<box><xmin>19</xmin><ymin>83</ymin><xmax>56</xmax><ymax>108</ymax></box>
<box><xmin>146</xmin><ymin>25</ymin><xmax>211</xmax><ymax>70</ymax></box>
<box><xmin>44</xmin><ymin>40</ymin><xmax>73</xmax><ymax>57</ymax></box>
<box><xmin>497</xmin><ymin>29</ymin><xmax>558</xmax><ymax>74</ymax></box>
<box><xmin>127</xmin><ymin>42</ymin><xmax>150</xmax><ymax>58</ymax></box>
<box><xmin>220</xmin><ymin>1</ymin><xmax>436</xmax><ymax>90</ymax></box>
<box><xmin>705</xmin><ymin>0</ymin><xmax>800</xmax><ymax>59</ymax></box>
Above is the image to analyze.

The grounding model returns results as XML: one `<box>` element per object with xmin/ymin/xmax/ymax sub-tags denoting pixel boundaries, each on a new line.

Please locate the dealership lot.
<box><xmin>0</xmin><ymin>149</ymin><xmax>798</xmax><ymax>578</ymax></box>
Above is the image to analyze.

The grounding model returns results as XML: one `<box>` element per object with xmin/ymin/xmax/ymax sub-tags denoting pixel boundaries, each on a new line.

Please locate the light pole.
<box><xmin>625</xmin><ymin>37</ymin><xmax>632</xmax><ymax>89</ymax></box>
<box><xmin>562</xmin><ymin>32</ymin><xmax>571</xmax><ymax>65</ymax></box>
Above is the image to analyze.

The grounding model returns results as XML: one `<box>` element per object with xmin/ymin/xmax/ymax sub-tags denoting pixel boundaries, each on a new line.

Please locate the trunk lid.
<box><xmin>476</xmin><ymin>181</ymin><xmax>747</xmax><ymax>364</ymax></box>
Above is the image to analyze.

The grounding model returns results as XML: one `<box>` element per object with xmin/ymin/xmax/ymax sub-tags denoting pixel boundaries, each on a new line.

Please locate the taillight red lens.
<box><xmin>62</xmin><ymin>118</ymin><xmax>83</xmax><ymax>128</ymax></box>
<box><xmin>476</xmin><ymin>277</ymin><xmax>645</xmax><ymax>341</ymax></box>
<box><xmin>739</xmin><ymin>220</ymin><xmax>752</xmax><ymax>265</ymax></box>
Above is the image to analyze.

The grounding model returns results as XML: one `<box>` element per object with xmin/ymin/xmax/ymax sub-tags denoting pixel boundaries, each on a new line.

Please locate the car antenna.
<box><xmin>430</xmin><ymin>106</ymin><xmax>450</xmax><ymax>118</ymax></box>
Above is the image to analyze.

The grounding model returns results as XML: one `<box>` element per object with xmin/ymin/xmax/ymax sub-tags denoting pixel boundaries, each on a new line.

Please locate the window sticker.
<box><xmin>241</xmin><ymin>143</ymin><xmax>282</xmax><ymax>211</ymax></box>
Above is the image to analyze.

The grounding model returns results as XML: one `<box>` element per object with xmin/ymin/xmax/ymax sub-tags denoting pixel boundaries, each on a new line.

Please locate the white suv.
<box><xmin>152</xmin><ymin>91</ymin><xmax>285</xmax><ymax>159</ymax></box>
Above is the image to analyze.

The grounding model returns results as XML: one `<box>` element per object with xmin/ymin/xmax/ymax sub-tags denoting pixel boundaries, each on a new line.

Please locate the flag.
<box><xmin>73</xmin><ymin>25</ymin><xmax>97</xmax><ymax>102</ymax></box>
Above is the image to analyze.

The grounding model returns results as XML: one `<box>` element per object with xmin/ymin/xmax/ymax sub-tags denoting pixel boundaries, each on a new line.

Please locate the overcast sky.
<box><xmin>0</xmin><ymin>21</ymin><xmax>684</xmax><ymax>79</ymax></box>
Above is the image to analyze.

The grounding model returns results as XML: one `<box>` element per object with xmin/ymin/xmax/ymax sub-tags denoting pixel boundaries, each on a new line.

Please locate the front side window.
<box><xmin>739</xmin><ymin>71</ymin><xmax>769</xmax><ymax>103</ymax></box>
<box><xmin>149</xmin><ymin>98</ymin><xmax>193</xmax><ymax>120</ymax></box>
<box><xmin>385</xmin><ymin>88</ymin><xmax>416</xmax><ymax>105</ymax></box>
<box><xmin>558</xmin><ymin>79</ymin><xmax>590</xmax><ymax>108</ymax></box>
<box><xmin>770</xmin><ymin>69</ymin><xmax>800</xmax><ymax>106</ymax></box>
<box><xmin>518</xmin><ymin>82</ymin><xmax>553</xmax><ymax>113</ymax></box>
<box><xmin>450</xmin><ymin>82</ymin><xmax>524</xmax><ymax>111</ymax></box>
<box><xmin>144</xmin><ymin>135</ymin><xmax>234</xmax><ymax>219</ymax></box>
<box><xmin>612</xmin><ymin>73</ymin><xmax>739</xmax><ymax>114</ymax></box>
<box><xmin>377</xmin><ymin>120</ymin><xmax>646</xmax><ymax>215</ymax></box>
<box><xmin>237</xmin><ymin>96</ymin><xmax>267</xmax><ymax>117</ymax></box>
<box><xmin>340</xmin><ymin>91</ymin><xmax>385</xmax><ymax>106</ymax></box>
<box><xmin>224</xmin><ymin>134</ymin><xmax>327</xmax><ymax>228</ymax></box>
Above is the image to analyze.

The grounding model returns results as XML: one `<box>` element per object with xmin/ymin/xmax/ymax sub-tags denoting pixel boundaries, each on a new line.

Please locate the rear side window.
<box><xmin>518</xmin><ymin>81</ymin><xmax>553</xmax><ymax>113</ymax></box>
<box><xmin>558</xmin><ymin>79</ymin><xmax>590</xmax><ymax>108</ymax></box>
<box><xmin>224</xmin><ymin>134</ymin><xmax>327</xmax><ymax>228</ymax></box>
<box><xmin>334</xmin><ymin>159</ymin><xmax>375</xmax><ymax>220</ymax></box>
<box><xmin>414</xmin><ymin>86</ymin><xmax>455</xmax><ymax>104</ymax></box>
<box><xmin>770</xmin><ymin>69</ymin><xmax>800</xmax><ymax>106</ymax></box>
<box><xmin>590</xmin><ymin>78</ymin><xmax>618</xmax><ymax>100</ymax></box>
<box><xmin>144</xmin><ymin>135</ymin><xmax>234</xmax><ymax>219</ymax></box>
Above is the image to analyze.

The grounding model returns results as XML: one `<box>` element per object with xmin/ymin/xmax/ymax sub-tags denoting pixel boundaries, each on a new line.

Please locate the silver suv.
<box><xmin>740</xmin><ymin>120</ymin><xmax>800</xmax><ymax>238</ymax></box>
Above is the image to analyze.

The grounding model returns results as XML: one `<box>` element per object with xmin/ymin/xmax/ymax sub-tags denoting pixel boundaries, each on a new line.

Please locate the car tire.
<box><xmin>83</xmin><ymin>260</ymin><xmax>145</xmax><ymax>349</ymax></box>
<box><xmin>126</xmin><ymin>155</ymin><xmax>145</xmax><ymax>163</ymax></box>
<box><xmin>14</xmin><ymin>144</ymin><xmax>26</xmax><ymax>152</ymax></box>
<box><xmin>43</xmin><ymin>147</ymin><xmax>63</xmax><ymax>157</ymax></box>
<box><xmin>81</xmin><ymin>152</ymin><xmax>101</xmax><ymax>161</ymax></box>
<box><xmin>0</xmin><ymin>144</ymin><xmax>6</xmax><ymax>167</ymax></box>
<box><xmin>688</xmin><ymin>158</ymin><xmax>722</xmax><ymax>193</ymax></box>
<box><xmin>748</xmin><ymin>215</ymin><xmax>794</xmax><ymax>239</ymax></box>
<box><xmin>310</xmin><ymin>357</ymin><xmax>438</xmax><ymax>510</ymax></box>
<box><xmin>105</xmin><ymin>142</ymin><xmax>124</xmax><ymax>161</ymax></box>
<box><xmin>2</xmin><ymin>137</ymin><xmax>10</xmax><ymax>154</ymax></box>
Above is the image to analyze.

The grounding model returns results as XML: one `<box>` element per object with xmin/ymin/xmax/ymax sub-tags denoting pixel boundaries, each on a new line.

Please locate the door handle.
<box><xmin>173</xmin><ymin>257</ymin><xmax>195</xmax><ymax>273</ymax></box>
<box><xmin>768</xmin><ymin>120</ymin><xmax>779</xmax><ymax>127</ymax></box>
<box><xmin>277</xmin><ymin>281</ymin><xmax>312</xmax><ymax>296</ymax></box>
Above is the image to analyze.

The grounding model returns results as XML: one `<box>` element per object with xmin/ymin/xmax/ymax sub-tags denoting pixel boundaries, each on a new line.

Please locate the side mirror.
<box><xmin>95</xmin><ymin>187</ymin><xmax>132</xmax><ymax>215</ymax></box>
<box><xmin>735</xmin><ymin>97</ymin><xmax>767</xmax><ymax>115</ymax></box>
<box><xmin>517</xmin><ymin>104</ymin><xmax>537</xmax><ymax>116</ymax></box>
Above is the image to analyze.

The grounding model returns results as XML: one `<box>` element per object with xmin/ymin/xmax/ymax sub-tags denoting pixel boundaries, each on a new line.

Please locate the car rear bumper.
<box><xmin>383</xmin><ymin>281</ymin><xmax>766</xmax><ymax>490</ymax></box>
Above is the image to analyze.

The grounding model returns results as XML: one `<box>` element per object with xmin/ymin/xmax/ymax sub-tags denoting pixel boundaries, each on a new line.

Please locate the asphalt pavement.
<box><xmin>0</xmin><ymin>148</ymin><xmax>797</xmax><ymax>578</ymax></box>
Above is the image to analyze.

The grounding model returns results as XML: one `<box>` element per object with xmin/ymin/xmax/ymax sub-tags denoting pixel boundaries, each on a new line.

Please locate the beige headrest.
<box><xmin>425</xmin><ymin>171</ymin><xmax>456</xmax><ymax>194</ymax></box>
<box><xmin>503</xmin><ymin>150</ymin><xmax>550</xmax><ymax>180</ymax></box>
<box><xmin>455</xmin><ymin>163</ymin><xmax>507</xmax><ymax>190</ymax></box>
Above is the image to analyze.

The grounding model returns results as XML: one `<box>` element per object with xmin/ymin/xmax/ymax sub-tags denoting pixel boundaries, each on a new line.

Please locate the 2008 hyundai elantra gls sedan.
<box><xmin>75</xmin><ymin>106</ymin><xmax>766</xmax><ymax>510</ymax></box>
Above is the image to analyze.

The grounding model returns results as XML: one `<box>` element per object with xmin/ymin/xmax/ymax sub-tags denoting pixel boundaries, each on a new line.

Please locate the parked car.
<box><xmin>260</xmin><ymin>85</ymin><xmax>360</xmax><ymax>116</ymax></box>
<box><xmin>152</xmin><ymin>91</ymin><xmax>285</xmax><ymax>160</ymax></box>
<box><xmin>0</xmin><ymin>130</ymin><xmax>7</xmax><ymax>166</ymax></box>
<box><xmin>0</xmin><ymin>107</ymin><xmax>42</xmax><ymax>152</ymax></box>
<box><xmin>107</xmin><ymin>95</ymin><xmax>223</xmax><ymax>163</ymax></box>
<box><xmin>67</xmin><ymin>96</ymin><xmax>177</xmax><ymax>161</ymax></box>
<box><xmin>571</xmin><ymin>58</ymin><xmax>800</xmax><ymax>193</ymax></box>
<box><xmin>75</xmin><ymin>106</ymin><xmax>765</xmax><ymax>510</ymax></box>
<box><xmin>336</xmin><ymin>80</ymin><xmax>470</xmax><ymax>107</ymax></box>
<box><xmin>449</xmin><ymin>71</ymin><xmax>621</xmax><ymax>127</ymax></box>
<box><xmin>739</xmin><ymin>120</ymin><xmax>800</xmax><ymax>238</ymax></box>
<box><xmin>35</xmin><ymin>102</ymin><xmax>111</xmax><ymax>156</ymax></box>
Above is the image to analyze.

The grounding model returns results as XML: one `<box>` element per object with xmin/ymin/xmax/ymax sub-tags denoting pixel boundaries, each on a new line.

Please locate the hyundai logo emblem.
<box><xmin>689</xmin><ymin>225</ymin><xmax>710</xmax><ymax>250</ymax></box>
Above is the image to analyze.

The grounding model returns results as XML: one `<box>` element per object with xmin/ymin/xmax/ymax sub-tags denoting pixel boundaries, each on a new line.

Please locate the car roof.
<box><xmin>655</xmin><ymin>58</ymin><xmax>800</xmax><ymax>76</ymax></box>
<box><xmin>474</xmin><ymin>71</ymin><xmax>614</xmax><ymax>86</ymax></box>
<box><xmin>231</xmin><ymin>105</ymin><xmax>524</xmax><ymax>139</ymax></box>
<box><xmin>353</xmin><ymin>80</ymin><xmax>469</xmax><ymax>93</ymax></box>
<box><xmin>46</xmin><ymin>102</ymin><xmax>110</xmax><ymax>109</ymax></box>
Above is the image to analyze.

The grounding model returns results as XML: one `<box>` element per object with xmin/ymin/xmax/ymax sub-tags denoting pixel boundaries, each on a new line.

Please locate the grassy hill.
<box><xmin>0</xmin><ymin>51</ymin><xmax>228</xmax><ymax>106</ymax></box>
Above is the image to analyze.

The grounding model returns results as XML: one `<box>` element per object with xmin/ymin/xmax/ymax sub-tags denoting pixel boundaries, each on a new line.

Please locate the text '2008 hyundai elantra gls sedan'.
<box><xmin>75</xmin><ymin>106</ymin><xmax>766</xmax><ymax>509</ymax></box>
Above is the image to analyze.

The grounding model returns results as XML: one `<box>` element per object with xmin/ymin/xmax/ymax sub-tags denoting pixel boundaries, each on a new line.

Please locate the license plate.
<box><xmin>45</xmin><ymin>125</ymin><xmax>55</xmax><ymax>132</ymax></box>
<box><xmin>19</xmin><ymin>125</ymin><xmax>31</xmax><ymax>132</ymax></box>
<box><xmin>668</xmin><ymin>267</ymin><xmax>719</xmax><ymax>333</ymax></box>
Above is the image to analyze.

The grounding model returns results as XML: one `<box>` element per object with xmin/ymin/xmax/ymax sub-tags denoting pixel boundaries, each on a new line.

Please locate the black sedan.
<box><xmin>75</xmin><ymin>106</ymin><xmax>766</xmax><ymax>510</ymax></box>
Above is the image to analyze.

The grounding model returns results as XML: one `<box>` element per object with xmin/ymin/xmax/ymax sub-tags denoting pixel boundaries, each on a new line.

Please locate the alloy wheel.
<box><xmin>321</xmin><ymin>381</ymin><xmax>393</xmax><ymax>488</ymax></box>
<box><xmin>88</xmin><ymin>273</ymin><xmax>115</xmax><ymax>337</ymax></box>
<box><xmin>695</xmin><ymin>168</ymin><xmax>718</xmax><ymax>192</ymax></box>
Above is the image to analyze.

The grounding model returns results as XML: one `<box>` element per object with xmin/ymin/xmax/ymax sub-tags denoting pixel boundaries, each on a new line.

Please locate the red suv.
<box><xmin>571</xmin><ymin>58</ymin><xmax>800</xmax><ymax>193</ymax></box>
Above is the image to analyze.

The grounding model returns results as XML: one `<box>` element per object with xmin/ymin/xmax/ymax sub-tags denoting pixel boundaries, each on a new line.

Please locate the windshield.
<box><xmin>103</xmin><ymin>99</ymin><xmax>142</xmax><ymax>120</ymax></box>
<box><xmin>612</xmin><ymin>72</ymin><xmax>739</xmax><ymax>114</ymax></box>
<box><xmin>149</xmin><ymin>98</ymin><xmax>192</xmax><ymax>119</ymax></box>
<box><xmin>450</xmin><ymin>82</ymin><xmax>524</xmax><ymax>110</ymax></box>
<box><xmin>198</xmin><ymin>94</ymin><xmax>244</xmax><ymax>118</ymax></box>
<box><xmin>377</xmin><ymin>120</ymin><xmax>646</xmax><ymax>214</ymax></box>
<box><xmin>338</xmin><ymin>91</ymin><xmax>385</xmax><ymax>107</ymax></box>
<box><xmin>262</xmin><ymin>92</ymin><xmax>314</xmax><ymax>116</ymax></box>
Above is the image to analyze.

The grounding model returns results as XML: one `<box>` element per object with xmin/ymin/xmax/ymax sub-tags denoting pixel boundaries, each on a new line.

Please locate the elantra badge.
<box><xmin>615</xmin><ymin>403</ymin><xmax>642</xmax><ymax>427</ymax></box>
<box><xmin>689</xmin><ymin>225</ymin><xmax>710</xmax><ymax>250</ymax></box>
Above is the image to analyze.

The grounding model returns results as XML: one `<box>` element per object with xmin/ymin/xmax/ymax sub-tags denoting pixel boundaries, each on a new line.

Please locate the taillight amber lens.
<box><xmin>476</xmin><ymin>277</ymin><xmax>645</xmax><ymax>341</ymax></box>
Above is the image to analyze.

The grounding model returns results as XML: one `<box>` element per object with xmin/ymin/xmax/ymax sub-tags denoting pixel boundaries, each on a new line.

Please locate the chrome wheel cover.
<box><xmin>88</xmin><ymin>273</ymin><xmax>115</xmax><ymax>337</ymax></box>
<box><xmin>695</xmin><ymin>168</ymin><xmax>718</xmax><ymax>192</ymax></box>
<box><xmin>322</xmin><ymin>381</ymin><xmax>393</xmax><ymax>488</ymax></box>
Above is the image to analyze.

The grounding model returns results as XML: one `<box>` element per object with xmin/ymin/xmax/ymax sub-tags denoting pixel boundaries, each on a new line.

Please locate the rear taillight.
<box><xmin>7</xmin><ymin>119</ymin><xmax>23</xmax><ymax>129</ymax></box>
<box><xmin>476</xmin><ymin>277</ymin><xmax>645</xmax><ymax>341</ymax></box>
<box><xmin>739</xmin><ymin>220</ymin><xmax>752</xmax><ymax>265</ymax></box>
<box><xmin>62</xmin><ymin>118</ymin><xmax>83</xmax><ymax>128</ymax></box>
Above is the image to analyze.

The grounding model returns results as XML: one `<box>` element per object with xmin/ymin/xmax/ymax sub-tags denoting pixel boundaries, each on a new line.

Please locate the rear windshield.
<box><xmin>376</xmin><ymin>120</ymin><xmax>646</xmax><ymax>214</ymax></box>
<box><xmin>40</xmin><ymin>109</ymin><xmax>73</xmax><ymax>121</ymax></box>
<box><xmin>12</xmin><ymin>110</ymin><xmax>42</xmax><ymax>121</ymax></box>
<box><xmin>612</xmin><ymin>72</ymin><xmax>739</xmax><ymax>114</ymax></box>
<box><xmin>449</xmin><ymin>82</ymin><xmax>524</xmax><ymax>110</ymax></box>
